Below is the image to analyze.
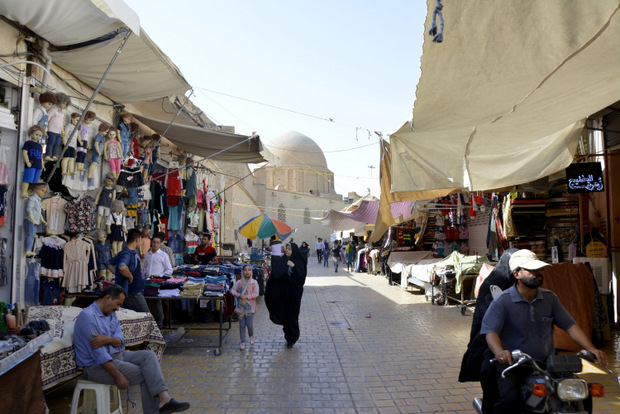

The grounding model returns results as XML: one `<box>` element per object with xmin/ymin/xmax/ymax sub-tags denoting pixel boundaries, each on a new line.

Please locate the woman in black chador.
<box><xmin>265</xmin><ymin>242</ymin><xmax>307</xmax><ymax>348</ymax></box>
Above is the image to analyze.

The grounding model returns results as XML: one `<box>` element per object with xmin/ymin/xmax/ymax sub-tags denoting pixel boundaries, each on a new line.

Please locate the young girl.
<box><xmin>104</xmin><ymin>127</ymin><xmax>122</xmax><ymax>179</ymax></box>
<box><xmin>231</xmin><ymin>264</ymin><xmax>259</xmax><ymax>350</ymax></box>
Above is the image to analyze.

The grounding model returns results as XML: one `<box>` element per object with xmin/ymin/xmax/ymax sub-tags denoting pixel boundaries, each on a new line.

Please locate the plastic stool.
<box><xmin>70</xmin><ymin>378</ymin><xmax>123</xmax><ymax>414</ymax></box>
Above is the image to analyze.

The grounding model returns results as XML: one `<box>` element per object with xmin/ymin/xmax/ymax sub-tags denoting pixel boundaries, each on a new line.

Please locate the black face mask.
<box><xmin>521</xmin><ymin>274</ymin><xmax>543</xmax><ymax>289</ymax></box>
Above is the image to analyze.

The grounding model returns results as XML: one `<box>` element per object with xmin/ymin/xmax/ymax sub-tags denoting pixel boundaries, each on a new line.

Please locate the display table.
<box><xmin>0</xmin><ymin>332</ymin><xmax>52</xmax><ymax>414</ymax></box>
<box><xmin>144</xmin><ymin>293</ymin><xmax>231</xmax><ymax>356</ymax></box>
<box><xmin>26</xmin><ymin>305</ymin><xmax>165</xmax><ymax>390</ymax></box>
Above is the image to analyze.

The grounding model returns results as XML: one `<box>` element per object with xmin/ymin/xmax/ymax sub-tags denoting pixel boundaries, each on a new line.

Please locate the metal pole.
<box><xmin>46</xmin><ymin>29</ymin><xmax>133</xmax><ymax>182</ymax></box>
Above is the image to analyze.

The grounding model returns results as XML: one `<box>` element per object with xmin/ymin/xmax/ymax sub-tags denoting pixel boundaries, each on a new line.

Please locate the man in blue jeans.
<box><xmin>107</xmin><ymin>229</ymin><xmax>149</xmax><ymax>315</ymax></box>
<box><xmin>73</xmin><ymin>285</ymin><xmax>189</xmax><ymax>413</ymax></box>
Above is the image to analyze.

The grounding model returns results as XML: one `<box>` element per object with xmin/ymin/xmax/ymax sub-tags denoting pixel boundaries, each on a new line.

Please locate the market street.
<box><xmin>47</xmin><ymin>259</ymin><xmax>620</xmax><ymax>413</ymax></box>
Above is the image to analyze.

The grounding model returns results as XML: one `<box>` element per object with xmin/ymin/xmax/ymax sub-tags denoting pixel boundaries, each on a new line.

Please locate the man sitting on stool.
<box><xmin>73</xmin><ymin>285</ymin><xmax>190</xmax><ymax>414</ymax></box>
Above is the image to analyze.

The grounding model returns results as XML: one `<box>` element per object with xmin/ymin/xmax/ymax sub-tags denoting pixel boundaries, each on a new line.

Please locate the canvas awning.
<box><xmin>391</xmin><ymin>0</ymin><xmax>620</xmax><ymax>193</ymax></box>
<box><xmin>133</xmin><ymin>114</ymin><xmax>269</xmax><ymax>164</ymax></box>
<box><xmin>315</xmin><ymin>200</ymin><xmax>414</xmax><ymax>232</ymax></box>
<box><xmin>0</xmin><ymin>0</ymin><xmax>190</xmax><ymax>102</ymax></box>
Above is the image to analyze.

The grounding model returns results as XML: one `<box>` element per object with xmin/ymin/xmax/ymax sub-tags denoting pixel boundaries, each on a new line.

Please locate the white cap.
<box><xmin>509</xmin><ymin>249</ymin><xmax>550</xmax><ymax>271</ymax></box>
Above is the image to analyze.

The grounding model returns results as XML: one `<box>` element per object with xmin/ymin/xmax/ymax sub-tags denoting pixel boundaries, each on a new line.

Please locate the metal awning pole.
<box><xmin>46</xmin><ymin>29</ymin><xmax>132</xmax><ymax>182</ymax></box>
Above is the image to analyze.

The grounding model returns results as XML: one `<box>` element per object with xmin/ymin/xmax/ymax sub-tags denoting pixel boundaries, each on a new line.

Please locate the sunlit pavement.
<box><xmin>46</xmin><ymin>258</ymin><xmax>620</xmax><ymax>413</ymax></box>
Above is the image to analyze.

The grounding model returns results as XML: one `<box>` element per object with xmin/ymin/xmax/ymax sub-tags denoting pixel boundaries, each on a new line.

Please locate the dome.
<box><xmin>266</xmin><ymin>131</ymin><xmax>328</xmax><ymax>169</ymax></box>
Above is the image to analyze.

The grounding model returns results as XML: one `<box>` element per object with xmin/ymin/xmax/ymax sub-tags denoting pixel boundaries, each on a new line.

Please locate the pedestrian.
<box><xmin>345</xmin><ymin>241</ymin><xmax>355</xmax><ymax>272</ymax></box>
<box><xmin>332</xmin><ymin>241</ymin><xmax>341</xmax><ymax>272</ymax></box>
<box><xmin>231</xmin><ymin>264</ymin><xmax>259</xmax><ymax>350</ymax></box>
<box><xmin>315</xmin><ymin>237</ymin><xmax>324</xmax><ymax>263</ymax></box>
<box><xmin>73</xmin><ymin>285</ymin><xmax>190</xmax><ymax>414</ymax></box>
<box><xmin>107</xmin><ymin>228</ymin><xmax>149</xmax><ymax>315</ymax></box>
<box><xmin>265</xmin><ymin>242</ymin><xmax>307</xmax><ymax>349</ymax></box>
<box><xmin>323</xmin><ymin>240</ymin><xmax>330</xmax><ymax>267</ymax></box>
<box><xmin>299</xmin><ymin>241</ymin><xmax>310</xmax><ymax>265</ymax></box>
<box><xmin>480</xmin><ymin>249</ymin><xmax>607</xmax><ymax>413</ymax></box>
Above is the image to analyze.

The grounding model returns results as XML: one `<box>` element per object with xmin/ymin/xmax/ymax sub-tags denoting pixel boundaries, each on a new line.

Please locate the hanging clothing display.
<box><xmin>117</xmin><ymin>166</ymin><xmax>144</xmax><ymax>188</ymax></box>
<box><xmin>64</xmin><ymin>196</ymin><xmax>96</xmax><ymax>233</ymax></box>
<box><xmin>39</xmin><ymin>236</ymin><xmax>66</xmax><ymax>278</ymax></box>
<box><xmin>41</xmin><ymin>195</ymin><xmax>68</xmax><ymax>235</ymax></box>
<box><xmin>62</xmin><ymin>236</ymin><xmax>96</xmax><ymax>293</ymax></box>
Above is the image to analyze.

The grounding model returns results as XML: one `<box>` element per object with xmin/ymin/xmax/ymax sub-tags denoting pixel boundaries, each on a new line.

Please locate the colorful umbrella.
<box><xmin>239</xmin><ymin>213</ymin><xmax>292</xmax><ymax>240</ymax></box>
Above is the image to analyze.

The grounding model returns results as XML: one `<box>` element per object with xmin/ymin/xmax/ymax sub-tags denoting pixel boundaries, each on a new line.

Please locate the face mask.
<box><xmin>521</xmin><ymin>274</ymin><xmax>543</xmax><ymax>288</ymax></box>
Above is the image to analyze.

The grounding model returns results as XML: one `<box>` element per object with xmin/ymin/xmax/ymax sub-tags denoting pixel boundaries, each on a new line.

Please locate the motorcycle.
<box><xmin>473</xmin><ymin>350</ymin><xmax>606</xmax><ymax>413</ymax></box>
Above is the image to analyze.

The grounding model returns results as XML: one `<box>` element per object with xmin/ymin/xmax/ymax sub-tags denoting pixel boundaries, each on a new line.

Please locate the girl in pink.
<box><xmin>231</xmin><ymin>264</ymin><xmax>259</xmax><ymax>350</ymax></box>
<box><xmin>104</xmin><ymin>127</ymin><xmax>122</xmax><ymax>179</ymax></box>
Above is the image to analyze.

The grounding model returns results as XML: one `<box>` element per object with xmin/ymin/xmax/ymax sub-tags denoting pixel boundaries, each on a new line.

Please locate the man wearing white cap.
<box><xmin>480</xmin><ymin>249</ymin><xmax>607</xmax><ymax>413</ymax></box>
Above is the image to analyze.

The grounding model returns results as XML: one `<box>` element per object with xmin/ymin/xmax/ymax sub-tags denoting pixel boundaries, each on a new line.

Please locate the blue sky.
<box><xmin>124</xmin><ymin>0</ymin><xmax>427</xmax><ymax>197</ymax></box>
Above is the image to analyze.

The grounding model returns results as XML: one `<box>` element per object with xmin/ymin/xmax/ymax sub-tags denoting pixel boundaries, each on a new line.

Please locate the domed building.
<box><xmin>262</xmin><ymin>131</ymin><xmax>339</xmax><ymax>198</ymax></box>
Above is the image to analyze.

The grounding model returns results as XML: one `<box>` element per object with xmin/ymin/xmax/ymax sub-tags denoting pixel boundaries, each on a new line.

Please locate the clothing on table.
<box><xmin>41</xmin><ymin>195</ymin><xmax>68</xmax><ymax>235</ymax></box>
<box><xmin>106</xmin><ymin>213</ymin><xmax>126</xmax><ymax>242</ymax></box>
<box><xmin>62</xmin><ymin>237</ymin><xmax>96</xmax><ymax>293</ymax></box>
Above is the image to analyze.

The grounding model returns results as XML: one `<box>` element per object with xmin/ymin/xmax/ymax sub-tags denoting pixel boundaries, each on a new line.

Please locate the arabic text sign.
<box><xmin>565</xmin><ymin>162</ymin><xmax>604</xmax><ymax>193</ymax></box>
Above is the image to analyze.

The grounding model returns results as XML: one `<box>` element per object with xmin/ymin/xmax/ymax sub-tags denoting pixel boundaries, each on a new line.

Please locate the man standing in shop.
<box><xmin>107</xmin><ymin>229</ymin><xmax>149</xmax><ymax>314</ymax></box>
<box><xmin>144</xmin><ymin>232</ymin><xmax>172</xmax><ymax>328</ymax></box>
<box><xmin>74</xmin><ymin>285</ymin><xmax>190</xmax><ymax>414</ymax></box>
<box><xmin>315</xmin><ymin>237</ymin><xmax>324</xmax><ymax>264</ymax></box>
<box><xmin>193</xmin><ymin>232</ymin><xmax>218</xmax><ymax>265</ymax></box>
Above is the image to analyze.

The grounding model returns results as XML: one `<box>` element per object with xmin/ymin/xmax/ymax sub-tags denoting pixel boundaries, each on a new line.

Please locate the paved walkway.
<box><xmin>47</xmin><ymin>259</ymin><xmax>620</xmax><ymax>413</ymax></box>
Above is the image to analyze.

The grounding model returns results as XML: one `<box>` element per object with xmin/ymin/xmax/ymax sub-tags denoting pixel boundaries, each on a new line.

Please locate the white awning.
<box><xmin>133</xmin><ymin>114</ymin><xmax>270</xmax><ymax>164</ymax></box>
<box><xmin>0</xmin><ymin>0</ymin><xmax>190</xmax><ymax>102</ymax></box>
<box><xmin>391</xmin><ymin>0</ymin><xmax>620</xmax><ymax>193</ymax></box>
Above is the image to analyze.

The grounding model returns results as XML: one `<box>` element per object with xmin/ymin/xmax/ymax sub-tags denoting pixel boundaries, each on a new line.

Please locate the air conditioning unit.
<box><xmin>572</xmin><ymin>257</ymin><xmax>611</xmax><ymax>295</ymax></box>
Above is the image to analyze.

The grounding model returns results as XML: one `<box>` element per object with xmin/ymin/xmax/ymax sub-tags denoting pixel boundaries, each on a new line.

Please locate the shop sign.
<box><xmin>565</xmin><ymin>162</ymin><xmax>604</xmax><ymax>193</ymax></box>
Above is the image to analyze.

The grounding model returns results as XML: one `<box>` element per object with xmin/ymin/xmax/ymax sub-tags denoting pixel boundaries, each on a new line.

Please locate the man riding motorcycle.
<box><xmin>479</xmin><ymin>249</ymin><xmax>608</xmax><ymax>413</ymax></box>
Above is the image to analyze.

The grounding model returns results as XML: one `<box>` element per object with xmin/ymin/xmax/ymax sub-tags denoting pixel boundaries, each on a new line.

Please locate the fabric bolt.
<box><xmin>41</xmin><ymin>196</ymin><xmax>68</xmax><ymax>235</ymax></box>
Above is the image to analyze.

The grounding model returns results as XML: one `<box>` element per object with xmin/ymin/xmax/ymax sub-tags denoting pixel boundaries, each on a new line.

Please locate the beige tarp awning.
<box><xmin>0</xmin><ymin>0</ymin><xmax>190</xmax><ymax>102</ymax></box>
<box><xmin>369</xmin><ymin>140</ymin><xmax>456</xmax><ymax>243</ymax></box>
<box><xmin>133</xmin><ymin>114</ymin><xmax>270</xmax><ymax>164</ymax></box>
<box><xmin>391</xmin><ymin>0</ymin><xmax>620</xmax><ymax>193</ymax></box>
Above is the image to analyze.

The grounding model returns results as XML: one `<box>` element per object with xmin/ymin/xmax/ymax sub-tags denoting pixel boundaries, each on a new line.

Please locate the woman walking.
<box><xmin>265</xmin><ymin>243</ymin><xmax>307</xmax><ymax>348</ymax></box>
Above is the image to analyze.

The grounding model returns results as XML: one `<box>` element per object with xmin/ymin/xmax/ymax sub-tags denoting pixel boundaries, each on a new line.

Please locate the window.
<box><xmin>304</xmin><ymin>208</ymin><xmax>311</xmax><ymax>224</ymax></box>
<box><xmin>278</xmin><ymin>204</ymin><xmax>286</xmax><ymax>222</ymax></box>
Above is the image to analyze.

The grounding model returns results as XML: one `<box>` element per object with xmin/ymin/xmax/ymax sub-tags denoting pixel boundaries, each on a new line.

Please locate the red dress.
<box><xmin>166</xmin><ymin>168</ymin><xmax>182</xmax><ymax>196</ymax></box>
